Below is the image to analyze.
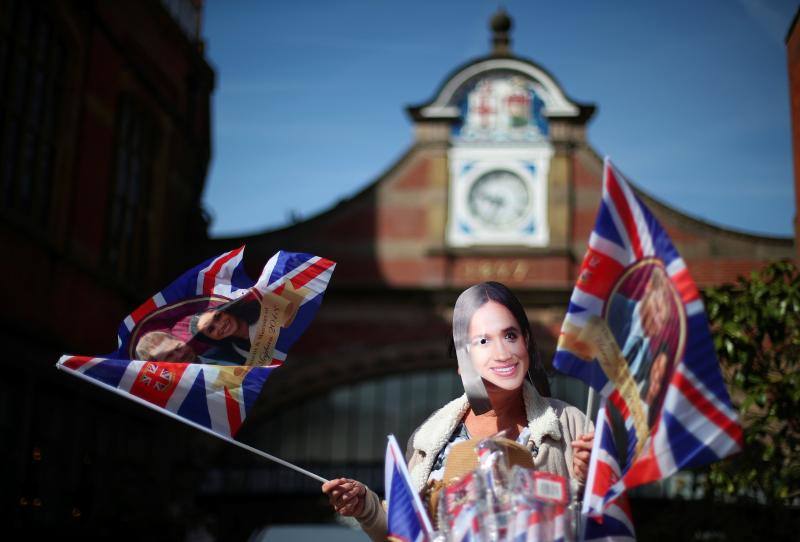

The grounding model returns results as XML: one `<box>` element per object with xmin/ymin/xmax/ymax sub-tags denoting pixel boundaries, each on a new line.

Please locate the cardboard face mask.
<box><xmin>453</xmin><ymin>284</ymin><xmax>492</xmax><ymax>415</ymax></box>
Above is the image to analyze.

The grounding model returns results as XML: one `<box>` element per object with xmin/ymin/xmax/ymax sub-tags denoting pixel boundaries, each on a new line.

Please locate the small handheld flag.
<box><xmin>57</xmin><ymin>248</ymin><xmax>335</xmax><ymax>482</ymax></box>
<box><xmin>386</xmin><ymin>434</ymin><xmax>434</xmax><ymax>542</ymax></box>
<box><xmin>554</xmin><ymin>158</ymin><xmax>742</xmax><ymax>516</ymax></box>
<box><xmin>581</xmin><ymin>399</ymin><xmax>636</xmax><ymax>541</ymax></box>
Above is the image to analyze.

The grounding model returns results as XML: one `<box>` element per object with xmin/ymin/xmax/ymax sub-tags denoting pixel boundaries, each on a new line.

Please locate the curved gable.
<box><xmin>408</xmin><ymin>55</ymin><xmax>594</xmax><ymax>122</ymax></box>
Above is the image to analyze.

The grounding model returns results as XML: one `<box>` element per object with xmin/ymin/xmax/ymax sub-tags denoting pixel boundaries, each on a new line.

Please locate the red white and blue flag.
<box><xmin>553</xmin><ymin>158</ymin><xmax>742</xmax><ymax>519</ymax></box>
<box><xmin>385</xmin><ymin>434</ymin><xmax>434</xmax><ymax>542</ymax></box>
<box><xmin>450</xmin><ymin>509</ymin><xmax>481</xmax><ymax>542</ymax></box>
<box><xmin>57</xmin><ymin>248</ymin><xmax>335</xmax><ymax>439</ymax></box>
<box><xmin>582</xmin><ymin>401</ymin><xmax>636</xmax><ymax>541</ymax></box>
<box><xmin>511</xmin><ymin>503</ymin><xmax>570</xmax><ymax>542</ymax></box>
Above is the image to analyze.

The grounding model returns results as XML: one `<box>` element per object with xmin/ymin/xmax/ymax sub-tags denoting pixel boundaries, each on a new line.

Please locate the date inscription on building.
<box><xmin>460</xmin><ymin>259</ymin><xmax>530</xmax><ymax>282</ymax></box>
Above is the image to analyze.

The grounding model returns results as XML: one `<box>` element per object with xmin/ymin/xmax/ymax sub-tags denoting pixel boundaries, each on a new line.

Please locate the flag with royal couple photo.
<box><xmin>553</xmin><ymin>158</ymin><xmax>742</xmax><ymax>526</ymax></box>
<box><xmin>57</xmin><ymin>247</ymin><xmax>335</xmax><ymax>439</ymax></box>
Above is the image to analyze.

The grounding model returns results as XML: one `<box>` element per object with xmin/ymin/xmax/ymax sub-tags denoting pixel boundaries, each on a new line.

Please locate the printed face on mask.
<box><xmin>467</xmin><ymin>300</ymin><xmax>529</xmax><ymax>392</ymax></box>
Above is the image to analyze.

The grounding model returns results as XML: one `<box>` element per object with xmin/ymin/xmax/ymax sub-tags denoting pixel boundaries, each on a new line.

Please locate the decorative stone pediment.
<box><xmin>408</xmin><ymin>57</ymin><xmax>592</xmax><ymax>129</ymax></box>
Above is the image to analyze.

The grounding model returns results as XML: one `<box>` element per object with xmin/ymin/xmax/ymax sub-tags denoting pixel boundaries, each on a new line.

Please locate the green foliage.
<box><xmin>702</xmin><ymin>259</ymin><xmax>800</xmax><ymax>505</ymax></box>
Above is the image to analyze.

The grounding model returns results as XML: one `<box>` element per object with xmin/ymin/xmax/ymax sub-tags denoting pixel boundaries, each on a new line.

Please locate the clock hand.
<box><xmin>478</xmin><ymin>191</ymin><xmax>504</xmax><ymax>208</ymax></box>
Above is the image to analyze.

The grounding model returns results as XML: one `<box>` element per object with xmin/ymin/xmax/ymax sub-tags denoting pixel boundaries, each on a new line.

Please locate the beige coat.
<box><xmin>355</xmin><ymin>381</ymin><xmax>592</xmax><ymax>541</ymax></box>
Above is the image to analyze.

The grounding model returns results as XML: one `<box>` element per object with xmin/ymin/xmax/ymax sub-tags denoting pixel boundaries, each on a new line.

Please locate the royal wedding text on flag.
<box><xmin>554</xmin><ymin>158</ymin><xmax>742</xmax><ymax>516</ymax></box>
<box><xmin>57</xmin><ymin>248</ymin><xmax>335</xmax><ymax>439</ymax></box>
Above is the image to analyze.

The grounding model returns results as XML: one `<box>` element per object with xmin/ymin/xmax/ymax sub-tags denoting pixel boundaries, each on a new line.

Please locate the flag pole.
<box><xmin>583</xmin><ymin>386</ymin><xmax>596</xmax><ymax>434</ymax></box>
<box><xmin>57</xmin><ymin>363</ymin><xmax>329</xmax><ymax>484</ymax></box>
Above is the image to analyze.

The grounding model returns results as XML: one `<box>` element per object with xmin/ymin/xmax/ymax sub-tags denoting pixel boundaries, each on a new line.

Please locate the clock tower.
<box><xmin>407</xmin><ymin>9</ymin><xmax>594</xmax><ymax>250</ymax></box>
<box><xmin>447</xmin><ymin>73</ymin><xmax>553</xmax><ymax>247</ymax></box>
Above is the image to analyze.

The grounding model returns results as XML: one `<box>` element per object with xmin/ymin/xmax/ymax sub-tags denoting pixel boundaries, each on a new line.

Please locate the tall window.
<box><xmin>0</xmin><ymin>1</ymin><xmax>65</xmax><ymax>225</ymax></box>
<box><xmin>106</xmin><ymin>96</ymin><xmax>158</xmax><ymax>280</ymax></box>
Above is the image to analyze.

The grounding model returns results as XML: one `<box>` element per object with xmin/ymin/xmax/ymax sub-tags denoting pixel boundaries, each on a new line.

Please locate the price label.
<box><xmin>532</xmin><ymin>472</ymin><xmax>568</xmax><ymax>505</ymax></box>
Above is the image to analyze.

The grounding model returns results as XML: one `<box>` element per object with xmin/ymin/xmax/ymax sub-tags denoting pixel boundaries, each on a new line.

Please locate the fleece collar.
<box><xmin>409</xmin><ymin>381</ymin><xmax>561</xmax><ymax>491</ymax></box>
<box><xmin>521</xmin><ymin>381</ymin><xmax>562</xmax><ymax>447</ymax></box>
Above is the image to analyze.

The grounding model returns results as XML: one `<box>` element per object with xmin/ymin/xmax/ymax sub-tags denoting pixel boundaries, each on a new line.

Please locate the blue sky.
<box><xmin>202</xmin><ymin>0</ymin><xmax>799</xmax><ymax>238</ymax></box>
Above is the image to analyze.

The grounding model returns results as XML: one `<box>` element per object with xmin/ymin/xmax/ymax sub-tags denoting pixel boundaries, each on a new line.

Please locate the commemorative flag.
<box><xmin>553</xmin><ymin>158</ymin><xmax>742</xmax><ymax>516</ymax></box>
<box><xmin>57</xmin><ymin>248</ymin><xmax>335</xmax><ymax>439</ymax></box>
<box><xmin>385</xmin><ymin>434</ymin><xmax>434</xmax><ymax>542</ymax></box>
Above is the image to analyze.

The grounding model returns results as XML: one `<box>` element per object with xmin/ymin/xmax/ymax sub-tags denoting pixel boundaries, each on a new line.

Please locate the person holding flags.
<box><xmin>323</xmin><ymin>281</ymin><xmax>595</xmax><ymax>541</ymax></box>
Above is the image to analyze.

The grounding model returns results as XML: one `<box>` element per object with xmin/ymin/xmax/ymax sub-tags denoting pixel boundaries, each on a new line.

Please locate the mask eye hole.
<box><xmin>470</xmin><ymin>337</ymin><xmax>488</xmax><ymax>348</ymax></box>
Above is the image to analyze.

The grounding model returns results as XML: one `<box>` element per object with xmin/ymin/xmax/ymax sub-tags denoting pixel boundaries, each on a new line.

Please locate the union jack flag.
<box><xmin>57</xmin><ymin>248</ymin><xmax>335</xmax><ymax>439</ymax></box>
<box><xmin>386</xmin><ymin>434</ymin><xmax>434</xmax><ymax>542</ymax></box>
<box><xmin>510</xmin><ymin>501</ymin><xmax>570</xmax><ymax>542</ymax></box>
<box><xmin>581</xmin><ymin>401</ymin><xmax>636</xmax><ymax>542</ymax></box>
<box><xmin>553</xmin><ymin>158</ymin><xmax>742</xmax><ymax>519</ymax></box>
<box><xmin>450</xmin><ymin>509</ymin><xmax>482</xmax><ymax>542</ymax></box>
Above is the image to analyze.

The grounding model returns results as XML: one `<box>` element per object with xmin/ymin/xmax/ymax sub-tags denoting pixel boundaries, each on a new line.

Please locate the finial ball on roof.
<box><xmin>490</xmin><ymin>9</ymin><xmax>512</xmax><ymax>33</ymax></box>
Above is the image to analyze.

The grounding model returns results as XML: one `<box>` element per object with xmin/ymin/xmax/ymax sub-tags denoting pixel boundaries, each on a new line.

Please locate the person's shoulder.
<box><xmin>414</xmin><ymin>394</ymin><xmax>466</xmax><ymax>433</ymax></box>
<box><xmin>544</xmin><ymin>396</ymin><xmax>578</xmax><ymax>414</ymax></box>
<box><xmin>404</xmin><ymin>405</ymin><xmax>444</xmax><ymax>461</ymax></box>
<box><xmin>544</xmin><ymin>397</ymin><xmax>588</xmax><ymax>429</ymax></box>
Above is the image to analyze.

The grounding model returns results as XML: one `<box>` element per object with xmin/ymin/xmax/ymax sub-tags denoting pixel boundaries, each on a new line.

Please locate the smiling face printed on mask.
<box><xmin>453</xmin><ymin>282</ymin><xmax>537</xmax><ymax>414</ymax></box>
<box><xmin>467</xmin><ymin>300</ymin><xmax>530</xmax><ymax>392</ymax></box>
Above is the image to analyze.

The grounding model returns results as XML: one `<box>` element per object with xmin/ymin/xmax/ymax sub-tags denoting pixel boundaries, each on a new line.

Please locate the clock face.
<box><xmin>467</xmin><ymin>170</ymin><xmax>531</xmax><ymax>229</ymax></box>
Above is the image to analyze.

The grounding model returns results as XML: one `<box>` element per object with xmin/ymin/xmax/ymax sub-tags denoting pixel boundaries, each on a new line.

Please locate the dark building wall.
<box><xmin>2</xmin><ymin>0</ymin><xmax>213</xmax><ymax>355</ymax></box>
<box><xmin>1</xmin><ymin>0</ymin><xmax>216</xmax><ymax>536</ymax></box>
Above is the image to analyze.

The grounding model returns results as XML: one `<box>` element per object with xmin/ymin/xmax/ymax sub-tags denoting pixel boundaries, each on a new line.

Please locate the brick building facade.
<box><xmin>0</xmin><ymin>0</ymin><xmax>217</xmax><ymax>537</ymax></box>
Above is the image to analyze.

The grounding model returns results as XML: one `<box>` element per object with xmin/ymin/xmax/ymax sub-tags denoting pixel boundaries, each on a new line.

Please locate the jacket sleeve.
<box><xmin>355</xmin><ymin>486</ymin><xmax>387</xmax><ymax>542</ymax></box>
<box><xmin>357</xmin><ymin>416</ymin><xmax>432</xmax><ymax>540</ymax></box>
